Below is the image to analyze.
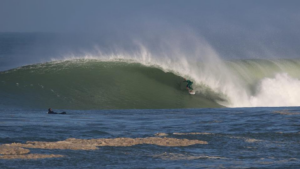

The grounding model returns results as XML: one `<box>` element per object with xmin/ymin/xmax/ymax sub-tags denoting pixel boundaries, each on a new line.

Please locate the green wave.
<box><xmin>0</xmin><ymin>60</ymin><xmax>221</xmax><ymax>109</ymax></box>
<box><xmin>1</xmin><ymin>59</ymin><xmax>299</xmax><ymax>109</ymax></box>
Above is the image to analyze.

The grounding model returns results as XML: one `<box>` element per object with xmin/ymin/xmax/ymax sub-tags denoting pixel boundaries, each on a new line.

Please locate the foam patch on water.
<box><xmin>2</xmin><ymin>137</ymin><xmax>207</xmax><ymax>151</ymax></box>
<box><xmin>153</xmin><ymin>152</ymin><xmax>225</xmax><ymax>160</ymax></box>
<box><xmin>173</xmin><ymin>132</ymin><xmax>213</xmax><ymax>135</ymax></box>
<box><xmin>0</xmin><ymin>137</ymin><xmax>208</xmax><ymax>160</ymax></box>
<box><xmin>0</xmin><ymin>154</ymin><xmax>64</xmax><ymax>160</ymax></box>
<box><xmin>258</xmin><ymin>157</ymin><xmax>299</xmax><ymax>165</ymax></box>
<box><xmin>155</xmin><ymin>132</ymin><xmax>214</xmax><ymax>137</ymax></box>
<box><xmin>273</xmin><ymin>110</ymin><xmax>300</xmax><ymax>115</ymax></box>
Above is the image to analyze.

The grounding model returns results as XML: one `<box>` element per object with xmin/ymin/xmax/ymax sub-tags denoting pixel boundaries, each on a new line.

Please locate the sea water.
<box><xmin>0</xmin><ymin>107</ymin><xmax>299</xmax><ymax>168</ymax></box>
<box><xmin>1</xmin><ymin>33</ymin><xmax>300</xmax><ymax>168</ymax></box>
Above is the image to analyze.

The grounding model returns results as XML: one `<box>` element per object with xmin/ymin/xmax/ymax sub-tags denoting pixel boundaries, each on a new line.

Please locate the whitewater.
<box><xmin>1</xmin><ymin>58</ymin><xmax>300</xmax><ymax>109</ymax></box>
<box><xmin>1</xmin><ymin>32</ymin><xmax>300</xmax><ymax>109</ymax></box>
<box><xmin>2</xmin><ymin>0</ymin><xmax>300</xmax><ymax>167</ymax></box>
<box><xmin>1</xmin><ymin>32</ymin><xmax>300</xmax><ymax>169</ymax></box>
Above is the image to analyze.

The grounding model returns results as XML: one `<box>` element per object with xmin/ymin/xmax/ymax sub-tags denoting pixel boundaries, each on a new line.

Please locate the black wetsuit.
<box><xmin>48</xmin><ymin>109</ymin><xmax>66</xmax><ymax>114</ymax></box>
<box><xmin>48</xmin><ymin>110</ymin><xmax>58</xmax><ymax>114</ymax></box>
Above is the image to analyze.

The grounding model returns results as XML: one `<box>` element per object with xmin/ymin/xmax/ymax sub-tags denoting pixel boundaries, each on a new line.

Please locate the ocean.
<box><xmin>0</xmin><ymin>33</ymin><xmax>300</xmax><ymax>168</ymax></box>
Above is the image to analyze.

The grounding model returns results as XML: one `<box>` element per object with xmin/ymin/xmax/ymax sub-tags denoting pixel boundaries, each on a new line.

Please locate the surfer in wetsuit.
<box><xmin>48</xmin><ymin>108</ymin><xmax>57</xmax><ymax>114</ymax></box>
<box><xmin>183</xmin><ymin>79</ymin><xmax>193</xmax><ymax>91</ymax></box>
<box><xmin>48</xmin><ymin>108</ymin><xmax>66</xmax><ymax>114</ymax></box>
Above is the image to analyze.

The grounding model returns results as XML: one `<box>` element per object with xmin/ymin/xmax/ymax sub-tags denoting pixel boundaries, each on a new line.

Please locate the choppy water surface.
<box><xmin>0</xmin><ymin>107</ymin><xmax>299</xmax><ymax>168</ymax></box>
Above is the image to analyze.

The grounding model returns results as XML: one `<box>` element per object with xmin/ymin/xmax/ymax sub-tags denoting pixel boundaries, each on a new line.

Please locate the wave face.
<box><xmin>1</xmin><ymin>59</ymin><xmax>300</xmax><ymax>109</ymax></box>
<box><xmin>0</xmin><ymin>60</ymin><xmax>221</xmax><ymax>109</ymax></box>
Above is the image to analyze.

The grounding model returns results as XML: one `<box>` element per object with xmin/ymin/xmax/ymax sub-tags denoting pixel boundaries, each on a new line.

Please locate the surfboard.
<box><xmin>47</xmin><ymin>112</ymin><xmax>67</xmax><ymax>114</ymax></box>
<box><xmin>189</xmin><ymin>90</ymin><xmax>195</xmax><ymax>95</ymax></box>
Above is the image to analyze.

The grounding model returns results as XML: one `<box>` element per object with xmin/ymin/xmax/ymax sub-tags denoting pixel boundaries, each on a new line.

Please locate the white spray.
<box><xmin>56</xmin><ymin>30</ymin><xmax>300</xmax><ymax>108</ymax></box>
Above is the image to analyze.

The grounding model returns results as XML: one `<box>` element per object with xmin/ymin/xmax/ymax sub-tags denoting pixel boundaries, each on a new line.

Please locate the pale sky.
<box><xmin>0</xmin><ymin>0</ymin><xmax>300</xmax><ymax>59</ymax></box>
<box><xmin>0</xmin><ymin>0</ymin><xmax>299</xmax><ymax>33</ymax></box>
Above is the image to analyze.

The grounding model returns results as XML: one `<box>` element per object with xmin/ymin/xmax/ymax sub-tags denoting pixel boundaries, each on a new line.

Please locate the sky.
<box><xmin>1</xmin><ymin>0</ymin><xmax>299</xmax><ymax>33</ymax></box>
<box><xmin>0</xmin><ymin>0</ymin><xmax>300</xmax><ymax>59</ymax></box>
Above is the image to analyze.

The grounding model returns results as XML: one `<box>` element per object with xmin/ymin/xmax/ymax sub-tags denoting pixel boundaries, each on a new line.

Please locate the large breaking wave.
<box><xmin>1</xmin><ymin>58</ymin><xmax>300</xmax><ymax>109</ymax></box>
<box><xmin>1</xmin><ymin>31</ymin><xmax>300</xmax><ymax>109</ymax></box>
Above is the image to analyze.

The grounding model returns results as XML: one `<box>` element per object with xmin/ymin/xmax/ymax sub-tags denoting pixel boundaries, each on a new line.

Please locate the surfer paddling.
<box><xmin>48</xmin><ymin>108</ymin><xmax>66</xmax><ymax>114</ymax></box>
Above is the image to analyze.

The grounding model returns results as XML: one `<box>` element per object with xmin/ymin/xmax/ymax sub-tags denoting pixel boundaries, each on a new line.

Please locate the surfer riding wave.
<box><xmin>183</xmin><ymin>78</ymin><xmax>193</xmax><ymax>92</ymax></box>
